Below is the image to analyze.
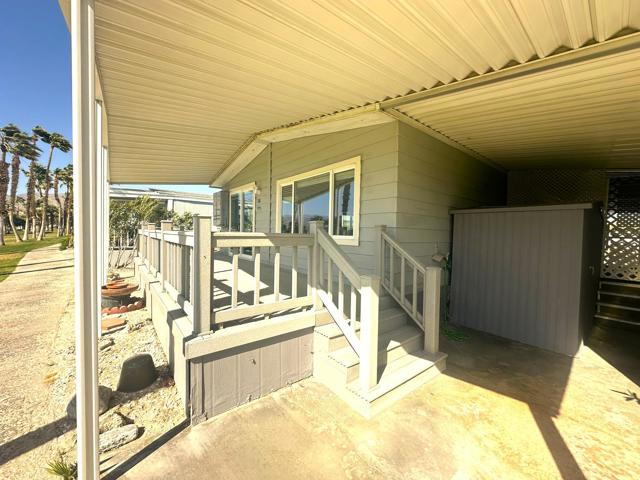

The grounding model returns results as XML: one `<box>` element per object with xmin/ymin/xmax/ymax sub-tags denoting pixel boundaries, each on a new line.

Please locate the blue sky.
<box><xmin>0</xmin><ymin>1</ymin><xmax>213</xmax><ymax>196</ymax></box>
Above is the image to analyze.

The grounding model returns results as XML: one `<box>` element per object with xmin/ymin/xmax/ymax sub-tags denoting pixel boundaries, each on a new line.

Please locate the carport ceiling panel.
<box><xmin>93</xmin><ymin>0</ymin><xmax>640</xmax><ymax>182</ymax></box>
<box><xmin>397</xmin><ymin>47</ymin><xmax>640</xmax><ymax>169</ymax></box>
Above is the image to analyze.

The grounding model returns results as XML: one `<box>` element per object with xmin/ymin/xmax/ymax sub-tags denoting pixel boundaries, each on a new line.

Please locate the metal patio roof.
<box><xmin>61</xmin><ymin>0</ymin><xmax>640</xmax><ymax>183</ymax></box>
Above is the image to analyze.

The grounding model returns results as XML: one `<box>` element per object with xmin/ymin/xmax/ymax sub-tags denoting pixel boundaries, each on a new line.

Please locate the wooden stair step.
<box><xmin>329</xmin><ymin>325</ymin><xmax>422</xmax><ymax>369</ymax></box>
<box><xmin>346</xmin><ymin>351</ymin><xmax>447</xmax><ymax>403</ymax></box>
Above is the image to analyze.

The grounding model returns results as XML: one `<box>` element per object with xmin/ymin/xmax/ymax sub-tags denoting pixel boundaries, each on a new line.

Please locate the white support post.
<box><xmin>72</xmin><ymin>0</ymin><xmax>99</xmax><ymax>477</ymax></box>
<box><xmin>424</xmin><ymin>267</ymin><xmax>442</xmax><ymax>355</ymax></box>
<box><xmin>309</xmin><ymin>221</ymin><xmax>324</xmax><ymax>310</ymax></box>
<box><xmin>374</xmin><ymin>224</ymin><xmax>386</xmax><ymax>277</ymax></box>
<box><xmin>145</xmin><ymin>223</ymin><xmax>152</xmax><ymax>269</ymax></box>
<box><xmin>192</xmin><ymin>216</ymin><xmax>212</xmax><ymax>334</ymax></box>
<box><xmin>359</xmin><ymin>274</ymin><xmax>380</xmax><ymax>392</ymax></box>
<box><xmin>160</xmin><ymin>220</ymin><xmax>172</xmax><ymax>291</ymax></box>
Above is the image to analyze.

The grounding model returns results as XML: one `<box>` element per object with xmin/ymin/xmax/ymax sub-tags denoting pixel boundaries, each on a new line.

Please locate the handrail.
<box><xmin>378</xmin><ymin>227</ymin><xmax>441</xmax><ymax>355</ymax></box>
<box><xmin>311</xmin><ymin>222</ymin><xmax>380</xmax><ymax>391</ymax></box>
<box><xmin>380</xmin><ymin>230</ymin><xmax>425</xmax><ymax>330</ymax></box>
<box><xmin>316</xmin><ymin>228</ymin><xmax>361</xmax><ymax>289</ymax></box>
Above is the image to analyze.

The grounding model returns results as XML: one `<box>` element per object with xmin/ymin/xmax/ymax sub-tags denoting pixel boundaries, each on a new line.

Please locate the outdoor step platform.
<box><xmin>328</xmin><ymin>325</ymin><xmax>422</xmax><ymax>383</ymax></box>
<box><xmin>313</xmin><ymin>308</ymin><xmax>408</xmax><ymax>353</ymax></box>
<box><xmin>313</xmin><ymin>348</ymin><xmax>446</xmax><ymax>418</ymax></box>
<box><xmin>346</xmin><ymin>350</ymin><xmax>447</xmax><ymax>404</ymax></box>
<box><xmin>597</xmin><ymin>301</ymin><xmax>640</xmax><ymax>312</ymax></box>
<box><xmin>597</xmin><ymin>304</ymin><xmax>640</xmax><ymax>321</ymax></box>
<box><xmin>599</xmin><ymin>280</ymin><xmax>640</xmax><ymax>297</ymax></box>
<box><xmin>595</xmin><ymin>313</ymin><xmax>640</xmax><ymax>326</ymax></box>
<box><xmin>599</xmin><ymin>291</ymin><xmax>640</xmax><ymax>306</ymax></box>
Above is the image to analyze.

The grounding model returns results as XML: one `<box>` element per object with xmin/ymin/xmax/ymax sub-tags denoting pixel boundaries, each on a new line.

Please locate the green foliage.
<box><xmin>171</xmin><ymin>211</ymin><xmax>194</xmax><ymax>230</ymax></box>
<box><xmin>0</xmin><ymin>235</ymin><xmax>67</xmax><ymax>283</ymax></box>
<box><xmin>33</xmin><ymin>126</ymin><xmax>72</xmax><ymax>153</ymax></box>
<box><xmin>433</xmin><ymin>252</ymin><xmax>469</xmax><ymax>342</ymax></box>
<box><xmin>109</xmin><ymin>195</ymin><xmax>169</xmax><ymax>246</ymax></box>
<box><xmin>45</xmin><ymin>454</ymin><xmax>77</xmax><ymax>480</ymax></box>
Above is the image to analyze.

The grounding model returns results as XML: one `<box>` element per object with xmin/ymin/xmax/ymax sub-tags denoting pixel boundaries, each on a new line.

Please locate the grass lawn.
<box><xmin>0</xmin><ymin>234</ymin><xmax>69</xmax><ymax>283</ymax></box>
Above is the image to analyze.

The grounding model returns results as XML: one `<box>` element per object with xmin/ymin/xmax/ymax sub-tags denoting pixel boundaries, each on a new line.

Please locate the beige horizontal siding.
<box><xmin>396</xmin><ymin>122</ymin><xmax>505</xmax><ymax>264</ymax></box>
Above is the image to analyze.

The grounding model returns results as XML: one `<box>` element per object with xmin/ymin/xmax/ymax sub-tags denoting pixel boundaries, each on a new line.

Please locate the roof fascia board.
<box><xmin>210</xmin><ymin>104</ymin><xmax>393</xmax><ymax>187</ymax></box>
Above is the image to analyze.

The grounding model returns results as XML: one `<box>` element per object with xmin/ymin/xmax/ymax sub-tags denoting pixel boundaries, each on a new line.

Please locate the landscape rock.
<box><xmin>99</xmin><ymin>410</ymin><xmax>127</xmax><ymax>433</ymax></box>
<box><xmin>99</xmin><ymin>337</ymin><xmax>115</xmax><ymax>351</ymax></box>
<box><xmin>117</xmin><ymin>353</ymin><xmax>157</xmax><ymax>392</ymax></box>
<box><xmin>67</xmin><ymin>385</ymin><xmax>112</xmax><ymax>419</ymax></box>
<box><xmin>99</xmin><ymin>424</ymin><xmax>139</xmax><ymax>453</ymax></box>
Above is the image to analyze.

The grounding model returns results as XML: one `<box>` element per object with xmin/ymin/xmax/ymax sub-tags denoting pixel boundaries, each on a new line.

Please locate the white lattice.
<box><xmin>602</xmin><ymin>176</ymin><xmax>640</xmax><ymax>283</ymax></box>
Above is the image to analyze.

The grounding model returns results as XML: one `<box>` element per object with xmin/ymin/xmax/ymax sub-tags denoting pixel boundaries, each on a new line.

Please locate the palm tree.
<box><xmin>58</xmin><ymin>164</ymin><xmax>73</xmax><ymax>237</ymax></box>
<box><xmin>22</xmin><ymin>135</ymin><xmax>40</xmax><ymax>241</ymax></box>
<box><xmin>53</xmin><ymin>168</ymin><xmax>64</xmax><ymax>236</ymax></box>
<box><xmin>33</xmin><ymin>126</ymin><xmax>71</xmax><ymax>240</ymax></box>
<box><xmin>0</xmin><ymin>124</ymin><xmax>22</xmax><ymax>245</ymax></box>
<box><xmin>7</xmin><ymin>132</ymin><xmax>40</xmax><ymax>241</ymax></box>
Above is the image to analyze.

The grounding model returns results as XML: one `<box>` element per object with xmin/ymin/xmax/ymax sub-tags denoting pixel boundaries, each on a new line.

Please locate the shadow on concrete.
<box><xmin>101</xmin><ymin>420</ymin><xmax>189</xmax><ymax>479</ymax></box>
<box><xmin>441</xmin><ymin>328</ymin><xmax>587</xmax><ymax>480</ymax></box>
<box><xmin>0</xmin><ymin>264</ymin><xmax>73</xmax><ymax>276</ymax></box>
<box><xmin>0</xmin><ymin>416</ymin><xmax>74</xmax><ymax>466</ymax></box>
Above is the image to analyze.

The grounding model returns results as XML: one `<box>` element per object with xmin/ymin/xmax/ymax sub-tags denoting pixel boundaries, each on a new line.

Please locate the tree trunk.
<box><xmin>65</xmin><ymin>186</ymin><xmax>73</xmax><ymax>236</ymax></box>
<box><xmin>23</xmin><ymin>159</ymin><xmax>36</xmax><ymax>241</ymax></box>
<box><xmin>53</xmin><ymin>176</ymin><xmax>63</xmax><ymax>236</ymax></box>
<box><xmin>8</xmin><ymin>153</ymin><xmax>22</xmax><ymax>241</ymax></box>
<box><xmin>0</xmin><ymin>149</ymin><xmax>8</xmax><ymax>246</ymax></box>
<box><xmin>37</xmin><ymin>145</ymin><xmax>54</xmax><ymax>240</ymax></box>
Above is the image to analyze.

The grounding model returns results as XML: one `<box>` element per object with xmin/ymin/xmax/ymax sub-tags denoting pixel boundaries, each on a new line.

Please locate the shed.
<box><xmin>450</xmin><ymin>204</ymin><xmax>603</xmax><ymax>356</ymax></box>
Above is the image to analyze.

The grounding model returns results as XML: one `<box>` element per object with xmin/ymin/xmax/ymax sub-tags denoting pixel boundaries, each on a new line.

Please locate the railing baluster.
<box><xmin>306</xmin><ymin>245</ymin><xmax>312</xmax><ymax>296</ymax></box>
<box><xmin>338</xmin><ymin>271</ymin><xmax>344</xmax><ymax>317</ymax></box>
<box><xmin>350</xmin><ymin>286</ymin><xmax>357</xmax><ymax>328</ymax></box>
<box><xmin>292</xmin><ymin>245</ymin><xmax>298</xmax><ymax>299</ymax></box>
<box><xmin>400</xmin><ymin>256</ymin><xmax>406</xmax><ymax>305</ymax></box>
<box><xmin>327</xmin><ymin>257</ymin><xmax>333</xmax><ymax>298</ymax></box>
<box><xmin>232</xmin><ymin>248</ymin><xmax>239</xmax><ymax>308</ymax></box>
<box><xmin>274</xmin><ymin>246</ymin><xmax>280</xmax><ymax>302</ymax></box>
<box><xmin>319</xmin><ymin>248</ymin><xmax>324</xmax><ymax>291</ymax></box>
<box><xmin>254</xmin><ymin>247</ymin><xmax>261</xmax><ymax>305</ymax></box>
<box><xmin>389</xmin><ymin>244</ymin><xmax>395</xmax><ymax>294</ymax></box>
<box><xmin>412</xmin><ymin>266</ymin><xmax>418</xmax><ymax>318</ymax></box>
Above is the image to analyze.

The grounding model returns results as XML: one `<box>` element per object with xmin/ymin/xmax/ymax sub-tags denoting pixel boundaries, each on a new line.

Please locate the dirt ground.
<box><xmin>0</xmin><ymin>248</ymin><xmax>184</xmax><ymax>479</ymax></box>
<box><xmin>0</xmin><ymin>244</ymin><xmax>74</xmax><ymax>479</ymax></box>
<box><xmin>120</xmin><ymin>322</ymin><xmax>640</xmax><ymax>480</ymax></box>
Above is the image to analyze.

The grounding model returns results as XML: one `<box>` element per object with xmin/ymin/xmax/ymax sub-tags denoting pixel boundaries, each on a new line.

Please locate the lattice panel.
<box><xmin>602</xmin><ymin>176</ymin><xmax>640</xmax><ymax>283</ymax></box>
<box><xmin>508</xmin><ymin>169</ymin><xmax>607</xmax><ymax>206</ymax></box>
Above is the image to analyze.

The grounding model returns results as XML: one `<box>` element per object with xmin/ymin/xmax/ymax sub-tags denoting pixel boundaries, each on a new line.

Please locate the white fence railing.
<box><xmin>137</xmin><ymin>217</ymin><xmax>441</xmax><ymax>393</ymax></box>
<box><xmin>378</xmin><ymin>226</ymin><xmax>441</xmax><ymax>355</ymax></box>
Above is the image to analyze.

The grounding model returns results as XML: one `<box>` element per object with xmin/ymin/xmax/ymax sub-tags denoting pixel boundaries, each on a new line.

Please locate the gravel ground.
<box><xmin>0</xmin><ymin>252</ymin><xmax>185</xmax><ymax>479</ymax></box>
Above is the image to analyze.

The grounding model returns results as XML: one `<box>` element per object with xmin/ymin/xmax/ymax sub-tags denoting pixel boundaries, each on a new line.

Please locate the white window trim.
<box><xmin>275</xmin><ymin>156</ymin><xmax>361</xmax><ymax>246</ymax></box>
<box><xmin>229</xmin><ymin>182</ymin><xmax>257</xmax><ymax>257</ymax></box>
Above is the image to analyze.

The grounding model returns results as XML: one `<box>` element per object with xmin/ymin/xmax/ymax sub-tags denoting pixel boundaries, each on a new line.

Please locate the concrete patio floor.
<box><xmin>118</xmin><ymin>322</ymin><xmax>639</xmax><ymax>480</ymax></box>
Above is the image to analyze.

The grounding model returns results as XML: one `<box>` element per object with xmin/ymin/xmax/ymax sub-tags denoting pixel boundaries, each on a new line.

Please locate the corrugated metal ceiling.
<box><xmin>90</xmin><ymin>0</ymin><xmax>640</xmax><ymax>182</ymax></box>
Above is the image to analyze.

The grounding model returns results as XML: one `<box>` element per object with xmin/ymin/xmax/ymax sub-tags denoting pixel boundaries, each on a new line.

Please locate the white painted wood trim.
<box><xmin>213</xmin><ymin>295</ymin><xmax>314</xmax><ymax>324</ymax></box>
<box><xmin>186</xmin><ymin>310</ymin><xmax>316</xmax><ymax>359</ymax></box>
<box><xmin>275</xmin><ymin>156</ymin><xmax>361</xmax><ymax>246</ymax></box>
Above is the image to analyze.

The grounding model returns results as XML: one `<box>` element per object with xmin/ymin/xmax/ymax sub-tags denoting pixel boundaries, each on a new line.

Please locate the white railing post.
<box><xmin>149</xmin><ymin>223</ymin><xmax>157</xmax><ymax>274</ymax></box>
<box><xmin>309</xmin><ymin>221</ymin><xmax>324</xmax><ymax>310</ymax></box>
<box><xmin>160</xmin><ymin>220</ymin><xmax>172</xmax><ymax>291</ymax></box>
<box><xmin>138</xmin><ymin>222</ymin><xmax>145</xmax><ymax>261</ymax></box>
<box><xmin>375</xmin><ymin>224</ymin><xmax>386</xmax><ymax>277</ymax></box>
<box><xmin>424</xmin><ymin>267</ymin><xmax>442</xmax><ymax>355</ymax></box>
<box><xmin>192</xmin><ymin>216</ymin><xmax>212</xmax><ymax>335</ymax></box>
<box><xmin>359</xmin><ymin>274</ymin><xmax>380</xmax><ymax>392</ymax></box>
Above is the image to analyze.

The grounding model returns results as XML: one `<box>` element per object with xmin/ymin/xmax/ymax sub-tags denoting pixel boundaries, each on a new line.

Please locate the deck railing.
<box><xmin>377</xmin><ymin>225</ymin><xmax>441</xmax><ymax>355</ymax></box>
<box><xmin>312</xmin><ymin>222</ymin><xmax>380</xmax><ymax>391</ymax></box>
<box><xmin>137</xmin><ymin>217</ymin><xmax>440</xmax><ymax>392</ymax></box>
<box><xmin>211</xmin><ymin>231</ymin><xmax>315</xmax><ymax>325</ymax></box>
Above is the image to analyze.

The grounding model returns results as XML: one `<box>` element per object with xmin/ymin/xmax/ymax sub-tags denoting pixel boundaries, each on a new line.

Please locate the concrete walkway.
<box><xmin>0</xmin><ymin>243</ymin><xmax>74</xmax><ymax>478</ymax></box>
<box><xmin>120</xmin><ymin>323</ymin><xmax>640</xmax><ymax>480</ymax></box>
